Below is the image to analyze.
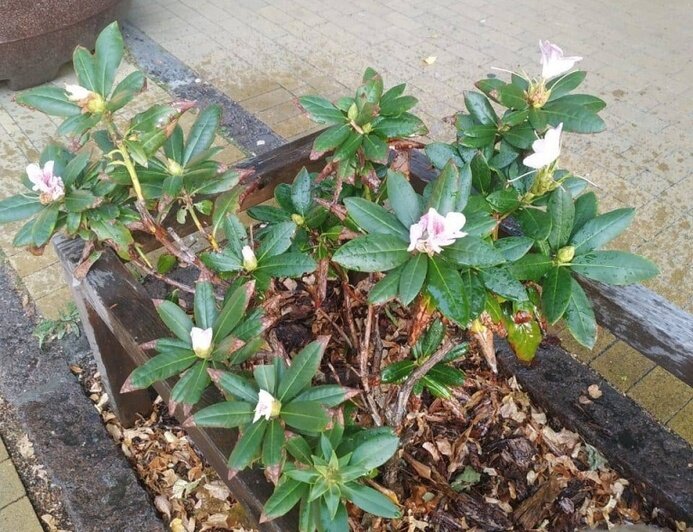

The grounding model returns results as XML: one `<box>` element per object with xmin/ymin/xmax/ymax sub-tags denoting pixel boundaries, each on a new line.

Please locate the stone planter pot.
<box><xmin>1</xmin><ymin>0</ymin><xmax>130</xmax><ymax>89</ymax></box>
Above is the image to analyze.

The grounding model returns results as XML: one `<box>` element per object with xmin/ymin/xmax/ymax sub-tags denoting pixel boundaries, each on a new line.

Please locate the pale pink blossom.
<box><xmin>523</xmin><ymin>123</ymin><xmax>563</xmax><ymax>169</ymax></box>
<box><xmin>539</xmin><ymin>40</ymin><xmax>582</xmax><ymax>79</ymax></box>
<box><xmin>190</xmin><ymin>326</ymin><xmax>213</xmax><ymax>358</ymax></box>
<box><xmin>26</xmin><ymin>161</ymin><xmax>65</xmax><ymax>203</ymax></box>
<box><xmin>408</xmin><ymin>208</ymin><xmax>467</xmax><ymax>256</ymax></box>
<box><xmin>64</xmin><ymin>83</ymin><xmax>93</xmax><ymax>102</ymax></box>
<box><xmin>253</xmin><ymin>389</ymin><xmax>279</xmax><ymax>423</ymax></box>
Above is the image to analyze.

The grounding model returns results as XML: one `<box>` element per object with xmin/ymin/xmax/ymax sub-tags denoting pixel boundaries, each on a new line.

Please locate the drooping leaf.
<box><xmin>541</xmin><ymin>267</ymin><xmax>573</xmax><ymax>323</ymax></box>
<box><xmin>569</xmin><ymin>251</ymin><xmax>658</xmax><ymax>285</ymax></box>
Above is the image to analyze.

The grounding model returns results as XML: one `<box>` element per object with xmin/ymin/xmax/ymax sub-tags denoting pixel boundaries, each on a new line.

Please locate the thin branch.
<box><xmin>359</xmin><ymin>303</ymin><xmax>374</xmax><ymax>392</ymax></box>
<box><xmin>388</xmin><ymin>339</ymin><xmax>453</xmax><ymax>428</ymax></box>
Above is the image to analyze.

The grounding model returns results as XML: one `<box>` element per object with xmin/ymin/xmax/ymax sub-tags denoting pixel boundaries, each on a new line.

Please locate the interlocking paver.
<box><xmin>628</xmin><ymin>367</ymin><xmax>693</xmax><ymax>422</ymax></box>
<box><xmin>667</xmin><ymin>400</ymin><xmax>693</xmax><ymax>443</ymax></box>
<box><xmin>0</xmin><ymin>460</ymin><xmax>25</xmax><ymax>510</ymax></box>
<box><xmin>590</xmin><ymin>342</ymin><xmax>656</xmax><ymax>393</ymax></box>
<box><xmin>0</xmin><ymin>497</ymin><xmax>43</xmax><ymax>532</ymax></box>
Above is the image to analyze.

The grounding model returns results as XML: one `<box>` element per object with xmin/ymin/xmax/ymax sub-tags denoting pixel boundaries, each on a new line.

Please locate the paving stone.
<box><xmin>21</xmin><ymin>263</ymin><xmax>67</xmax><ymax>301</ymax></box>
<box><xmin>33</xmin><ymin>286</ymin><xmax>72</xmax><ymax>320</ymax></box>
<box><xmin>0</xmin><ymin>460</ymin><xmax>25</xmax><ymax>510</ymax></box>
<box><xmin>590</xmin><ymin>342</ymin><xmax>656</xmax><ymax>393</ymax></box>
<box><xmin>7</xmin><ymin>247</ymin><xmax>58</xmax><ymax>278</ymax></box>
<box><xmin>0</xmin><ymin>497</ymin><xmax>43</xmax><ymax>532</ymax></box>
<box><xmin>628</xmin><ymin>367</ymin><xmax>693</xmax><ymax>423</ymax></box>
<box><xmin>666</xmin><ymin>400</ymin><xmax>693</xmax><ymax>444</ymax></box>
<box><xmin>558</xmin><ymin>326</ymin><xmax>618</xmax><ymax>364</ymax></box>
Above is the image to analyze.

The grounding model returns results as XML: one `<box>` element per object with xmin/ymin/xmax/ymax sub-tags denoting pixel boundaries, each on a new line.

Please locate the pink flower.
<box><xmin>408</xmin><ymin>208</ymin><xmax>467</xmax><ymax>256</ymax></box>
<box><xmin>26</xmin><ymin>161</ymin><xmax>65</xmax><ymax>203</ymax></box>
<box><xmin>523</xmin><ymin>123</ymin><xmax>563</xmax><ymax>169</ymax></box>
<box><xmin>539</xmin><ymin>40</ymin><xmax>582</xmax><ymax>79</ymax></box>
<box><xmin>253</xmin><ymin>389</ymin><xmax>280</xmax><ymax>423</ymax></box>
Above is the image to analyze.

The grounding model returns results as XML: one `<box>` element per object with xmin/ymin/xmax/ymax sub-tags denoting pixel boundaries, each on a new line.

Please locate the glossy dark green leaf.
<box><xmin>486</xmin><ymin>189</ymin><xmax>520</xmax><ymax>213</ymax></box>
<box><xmin>0</xmin><ymin>195</ymin><xmax>42</xmax><ymax>223</ymax></box>
<box><xmin>262</xmin><ymin>478</ymin><xmax>308</xmax><ymax>521</ymax></box>
<box><xmin>570</xmin><ymin>251</ymin><xmax>658</xmax><ymax>285</ymax></box>
<box><xmin>344</xmin><ymin>197</ymin><xmax>408</xmax><ymax>239</ymax></box>
<box><xmin>424</xmin><ymin>142</ymin><xmax>464</xmax><ymax>170</ymax></box>
<box><xmin>108</xmin><ymin>71</ymin><xmax>146</xmax><ymax>111</ymax></box>
<box><xmin>350</xmin><ymin>430</ymin><xmax>399</xmax><ymax>470</ymax></box>
<box><xmin>281</xmin><ymin>401</ymin><xmax>329</xmax><ymax>432</ymax></box>
<box><xmin>299</xmin><ymin>96</ymin><xmax>346</xmax><ymax>125</ymax></box>
<box><xmin>464</xmin><ymin>91</ymin><xmax>498</xmax><ymax>126</ymax></box>
<box><xmin>262</xmin><ymin>419</ymin><xmax>284</xmax><ymax>471</ymax></box>
<box><xmin>548</xmin><ymin>186</ymin><xmax>575</xmax><ymax>250</ymax></box>
<box><xmin>380</xmin><ymin>360</ymin><xmax>416</xmax><ymax>383</ymax></box>
<box><xmin>427</xmin><ymin>258</ymin><xmax>469</xmax><ymax>326</ymax></box>
<box><xmin>541</xmin><ymin>267</ymin><xmax>572</xmax><ymax>323</ymax></box>
<box><xmin>547</xmin><ymin>71</ymin><xmax>587</xmax><ymax>101</ymax></box>
<box><xmin>16</xmin><ymin>86</ymin><xmax>81</xmax><ymax>117</ymax></box>
<box><xmin>227</xmin><ymin>420</ymin><xmax>267</xmax><ymax>472</ymax></box>
<box><xmin>31</xmin><ymin>202</ymin><xmax>59</xmax><ymax>246</ymax></box>
<box><xmin>542</xmin><ymin>101</ymin><xmax>605</xmax><ymax>133</ymax></box>
<box><xmin>333</xmin><ymin>234</ymin><xmax>409</xmax><ymax>272</ymax></box>
<box><xmin>428</xmin><ymin>160</ymin><xmax>460</xmax><ymax>215</ymax></box>
<box><xmin>342</xmin><ymin>483</ymin><xmax>401</xmax><ymax>518</ymax></box>
<box><xmin>503</xmin><ymin>124</ymin><xmax>535</xmax><ymax>150</ymax></box>
<box><xmin>312</xmin><ymin>124</ymin><xmax>352</xmax><ymax>157</ymax></box>
<box><xmin>94</xmin><ymin>21</ymin><xmax>124</xmax><ymax>95</ymax></box>
<box><xmin>368</xmin><ymin>267</ymin><xmax>402</xmax><ymax>304</ymax></box>
<box><xmin>572</xmin><ymin>191</ymin><xmax>598</xmax><ymax>236</ymax></box>
<box><xmin>291</xmin><ymin>167</ymin><xmax>312</xmax><ymax>215</ymax></box>
<box><xmin>508</xmin><ymin>253</ymin><xmax>553</xmax><ymax>281</ymax></box>
<box><xmin>127</xmin><ymin>349</ymin><xmax>196</xmax><ymax>390</ymax></box>
<box><xmin>497</xmin><ymin>84</ymin><xmax>528</xmax><ymax>110</ymax></box>
<box><xmin>255</xmin><ymin>252</ymin><xmax>317</xmax><ymax>278</ymax></box>
<box><xmin>333</xmin><ymin>129</ymin><xmax>362</xmax><ymax>161</ymax></box>
<box><xmin>373</xmin><ymin>112</ymin><xmax>427</xmax><ymax>137</ymax></box>
<box><xmin>386</xmin><ymin>170</ymin><xmax>423</xmax><ymax>227</ymax></box>
<box><xmin>445</xmin><ymin>237</ymin><xmax>506</xmax><ymax>268</ymax></box>
<box><xmin>570</xmin><ymin>208</ymin><xmax>634</xmax><ymax>254</ymax></box>
<box><xmin>362</xmin><ymin>134</ymin><xmax>389</xmax><ymax>163</ymax></box>
<box><xmin>495</xmin><ymin>236</ymin><xmax>534</xmax><ymax>261</ymax></box>
<box><xmin>293</xmin><ymin>385</ymin><xmax>352</xmax><ymax>407</ymax></box>
<box><xmin>470</xmin><ymin>152</ymin><xmax>492</xmax><ymax>196</ymax></box>
<box><xmin>398</xmin><ymin>253</ymin><xmax>428</xmax><ymax>306</ymax></box>
<box><xmin>516</xmin><ymin>208</ymin><xmax>552</xmax><ymax>241</ymax></box>
<box><xmin>257</xmin><ymin>221</ymin><xmax>296</xmax><ymax>260</ymax></box>
<box><xmin>156</xmin><ymin>300</ymin><xmax>194</xmax><ymax>341</ymax></box>
<box><xmin>278</xmin><ymin>339</ymin><xmax>327</xmax><ymax>402</ymax></box>
<box><xmin>480</xmin><ymin>266</ymin><xmax>528</xmax><ymax>301</ymax></box>
<box><xmin>183</xmin><ymin>105</ymin><xmax>221</xmax><ymax>165</ymax></box>
<box><xmin>170</xmin><ymin>360</ymin><xmax>210</xmax><ymax>406</ymax></box>
<box><xmin>563</xmin><ymin>277</ymin><xmax>597</xmax><ymax>348</ymax></box>
<box><xmin>460</xmin><ymin>268</ymin><xmax>487</xmax><ymax>319</ymax></box>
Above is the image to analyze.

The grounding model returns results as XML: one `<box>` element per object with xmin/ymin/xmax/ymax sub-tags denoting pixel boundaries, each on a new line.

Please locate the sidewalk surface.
<box><xmin>0</xmin><ymin>437</ymin><xmax>42</xmax><ymax>531</ymax></box>
<box><xmin>0</xmin><ymin>5</ymin><xmax>689</xmax><ymax>514</ymax></box>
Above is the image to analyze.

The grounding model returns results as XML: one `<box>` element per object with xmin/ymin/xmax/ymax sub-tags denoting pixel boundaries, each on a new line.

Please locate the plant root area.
<box><xmin>77</xmin><ymin>273</ymin><xmax>680</xmax><ymax>531</ymax></box>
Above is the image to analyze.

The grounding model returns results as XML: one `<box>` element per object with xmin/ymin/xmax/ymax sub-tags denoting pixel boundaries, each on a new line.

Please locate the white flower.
<box><xmin>190</xmin><ymin>326</ymin><xmax>213</xmax><ymax>358</ymax></box>
<box><xmin>253</xmin><ymin>389</ymin><xmax>279</xmax><ymax>423</ymax></box>
<box><xmin>242</xmin><ymin>245</ymin><xmax>258</xmax><ymax>271</ymax></box>
<box><xmin>523</xmin><ymin>123</ymin><xmax>563</xmax><ymax>169</ymax></box>
<box><xmin>539</xmin><ymin>40</ymin><xmax>582</xmax><ymax>80</ymax></box>
<box><xmin>407</xmin><ymin>208</ymin><xmax>467</xmax><ymax>256</ymax></box>
<box><xmin>26</xmin><ymin>161</ymin><xmax>65</xmax><ymax>203</ymax></box>
<box><xmin>64</xmin><ymin>83</ymin><xmax>93</xmax><ymax>102</ymax></box>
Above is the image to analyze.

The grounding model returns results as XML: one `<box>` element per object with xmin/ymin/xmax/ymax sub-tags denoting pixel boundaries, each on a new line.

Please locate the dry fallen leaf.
<box><xmin>423</xmin><ymin>56</ymin><xmax>437</xmax><ymax>65</ymax></box>
<box><xmin>588</xmin><ymin>384</ymin><xmax>603</xmax><ymax>399</ymax></box>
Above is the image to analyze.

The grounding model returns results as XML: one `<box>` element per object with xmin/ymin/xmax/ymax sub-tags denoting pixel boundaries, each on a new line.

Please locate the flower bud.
<box><xmin>362</xmin><ymin>122</ymin><xmax>374</xmax><ymax>134</ymax></box>
<box><xmin>242</xmin><ymin>245</ymin><xmax>258</xmax><ymax>271</ymax></box>
<box><xmin>347</xmin><ymin>102</ymin><xmax>358</xmax><ymax>121</ymax></box>
<box><xmin>253</xmin><ymin>389</ymin><xmax>281</xmax><ymax>423</ymax></box>
<box><xmin>190</xmin><ymin>327</ymin><xmax>213</xmax><ymax>358</ymax></box>
<box><xmin>557</xmin><ymin>246</ymin><xmax>575</xmax><ymax>264</ymax></box>
<box><xmin>85</xmin><ymin>93</ymin><xmax>106</xmax><ymax>114</ymax></box>
<box><xmin>525</xmin><ymin>80</ymin><xmax>550</xmax><ymax>108</ymax></box>
<box><xmin>167</xmin><ymin>158</ymin><xmax>185</xmax><ymax>176</ymax></box>
<box><xmin>291</xmin><ymin>213</ymin><xmax>305</xmax><ymax>226</ymax></box>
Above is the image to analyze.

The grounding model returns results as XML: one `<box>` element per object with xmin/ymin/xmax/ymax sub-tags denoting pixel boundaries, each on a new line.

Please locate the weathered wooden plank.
<box><xmin>55</xmin><ymin>236</ymin><xmax>296</xmax><ymax>532</ymax></box>
<box><xmin>497</xmin><ymin>339</ymin><xmax>693</xmax><ymax>522</ymax></box>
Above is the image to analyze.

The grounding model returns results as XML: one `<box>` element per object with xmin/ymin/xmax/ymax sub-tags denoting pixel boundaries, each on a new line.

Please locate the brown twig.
<box><xmin>359</xmin><ymin>303</ymin><xmax>374</xmax><ymax>392</ymax></box>
<box><xmin>387</xmin><ymin>339</ymin><xmax>453</xmax><ymax>428</ymax></box>
<box><xmin>128</xmin><ymin>256</ymin><xmax>200</xmax><ymax>297</ymax></box>
<box><xmin>317</xmin><ymin>308</ymin><xmax>353</xmax><ymax>351</ymax></box>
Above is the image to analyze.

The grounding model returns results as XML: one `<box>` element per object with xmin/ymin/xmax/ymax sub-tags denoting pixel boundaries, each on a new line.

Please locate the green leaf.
<box><xmin>170</xmin><ymin>360</ymin><xmax>211</xmax><ymax>406</ymax></box>
<box><xmin>424</xmin><ymin>142</ymin><xmax>464</xmax><ymax>170</ymax></box>
<box><xmin>333</xmin><ymin>130</ymin><xmax>362</xmax><ymax>161</ymax></box>
<box><xmin>64</xmin><ymin>190</ymin><xmax>98</xmax><ymax>213</ymax></box>
<box><xmin>62</xmin><ymin>151</ymin><xmax>91</xmax><ymax>186</ymax></box>
<box><xmin>570</xmin><ymin>208</ymin><xmax>634</xmax><ymax>254</ymax></box>
<box><xmin>516</xmin><ymin>208</ymin><xmax>552</xmax><ymax>241</ymax></box>
<box><xmin>228</xmin><ymin>420</ymin><xmax>267</xmax><ymax>471</ymax></box>
<box><xmin>398</xmin><ymin>253</ymin><xmax>428</xmax><ymax>306</ymax></box>
<box><xmin>542</xmin><ymin>101</ymin><xmax>605</xmax><ymax>133</ymax></box>
<box><xmin>541</xmin><ymin>267</ymin><xmax>572</xmax><ymax>323</ymax></box>
<box><xmin>480</xmin><ymin>266</ymin><xmax>528</xmax><ymax>301</ymax></box>
<box><xmin>156</xmin><ymin>254</ymin><xmax>177</xmax><ymax>275</ymax></box>
<box><xmin>362</xmin><ymin>134</ymin><xmax>389</xmax><ymax>163</ymax></box>
<box><xmin>193</xmin><ymin>281</ymin><xmax>217</xmax><ymax>330</ymax></box>
<box><xmin>495</xmin><ymin>236</ymin><xmax>534</xmax><ymax>261</ymax></box>
<box><xmin>551</xmin><ymin>94</ymin><xmax>606</xmax><ymax>113</ymax></box>
<box><xmin>508</xmin><ymin>253</ymin><xmax>553</xmax><ymax>281</ymax></box>
<box><xmin>257</xmin><ymin>221</ymin><xmax>296</xmax><ymax>261</ymax></box>
<box><xmin>503</xmin><ymin>124</ymin><xmax>536</xmax><ymax>150</ymax></box>
<box><xmin>507</xmin><ymin>318</ymin><xmax>542</xmax><ymax>362</ymax></box>
<box><xmin>570</xmin><ymin>251</ymin><xmax>658</xmax><ymax>285</ymax></box>
<box><xmin>94</xmin><ymin>21</ymin><xmax>124</xmax><ymax>96</ymax></box>
<box><xmin>470</xmin><ymin>152</ymin><xmax>492</xmax><ymax>196</ymax></box>
<box><xmin>108</xmin><ymin>71</ymin><xmax>146</xmax><ymax>111</ymax></box>
<box><xmin>262</xmin><ymin>478</ymin><xmax>308</xmax><ymax>521</ymax></box>
<box><xmin>201</xmin><ymin>250</ymin><xmax>243</xmax><ymax>273</ymax></box>
<box><xmin>263</xmin><ymin>419</ymin><xmax>284</xmax><ymax>470</ymax></box>
<box><xmin>342</xmin><ymin>483</ymin><xmax>401</xmax><ymax>518</ymax></box>
<box><xmin>127</xmin><ymin>350</ymin><xmax>196</xmax><ymax>389</ymax></box>
<box><xmin>293</xmin><ymin>385</ymin><xmax>351</xmax><ymax>407</ymax></box>
<box><xmin>547</xmin><ymin>71</ymin><xmax>587</xmax><ymax>101</ymax></box>
<box><xmin>486</xmin><ymin>189</ymin><xmax>520</xmax><ymax>213</ymax></box>
<box><xmin>256</xmin><ymin>252</ymin><xmax>317</xmax><ymax>278</ymax></box>
<box><xmin>247</xmin><ymin>205</ymin><xmax>291</xmax><ymax>223</ymax></box>
<box><xmin>278</xmin><ymin>339</ymin><xmax>326</xmax><ymax>402</ymax></box>
<box><xmin>13</xmin><ymin>219</ymin><xmax>36</xmax><ymax>247</ymax></box>
<box><xmin>214</xmin><ymin>282</ymin><xmax>253</xmax><ymax>340</ymax></box>
<box><xmin>460</xmin><ymin>268</ymin><xmax>486</xmax><ymax>319</ymax></box>
<box><xmin>563</xmin><ymin>278</ymin><xmax>597</xmax><ymax>349</ymax></box>
<box><xmin>548</xmin><ymin>186</ymin><xmax>575</xmax><ymax>250</ymax></box>
<box><xmin>460</xmin><ymin>125</ymin><xmax>497</xmax><ymax>148</ymax></box>
<box><xmin>312</xmin><ymin>124</ymin><xmax>351</xmax><ymax>157</ymax></box>
<box><xmin>368</xmin><ymin>267</ymin><xmax>402</xmax><ymax>304</ymax></box>
<box><xmin>344</xmin><ymin>197</ymin><xmax>408</xmax><ymax>240</ymax></box>
<box><xmin>157</xmin><ymin>300</ymin><xmax>194</xmax><ymax>341</ymax></box>
<box><xmin>193</xmin><ymin>400</ymin><xmax>254</xmax><ymax>428</ymax></box>
<box><xmin>572</xmin><ymin>192</ymin><xmax>598</xmax><ymax>236</ymax></box>
<box><xmin>333</xmin><ymin>234</ymin><xmax>409</xmax><ymax>272</ymax></box>
<box><xmin>0</xmin><ymin>195</ymin><xmax>42</xmax><ymax>223</ymax></box>
<box><xmin>183</xmin><ymin>105</ymin><xmax>221</xmax><ymax>165</ymax></box>
<box><xmin>299</xmin><ymin>96</ymin><xmax>346</xmax><ymax>125</ymax></box>
<box><xmin>387</xmin><ymin>170</ymin><xmax>423</xmax><ymax>228</ymax></box>
<box><xmin>31</xmin><ymin>203</ymin><xmax>59</xmax><ymax>246</ymax></box>
<box><xmin>16</xmin><ymin>86</ymin><xmax>80</xmax><ymax>117</ymax></box>
<box><xmin>445</xmin><ymin>237</ymin><xmax>506</xmax><ymax>268</ymax></box>
<box><xmin>281</xmin><ymin>401</ymin><xmax>329</xmax><ymax>432</ymax></box>
<box><xmin>211</xmin><ymin>187</ymin><xmax>242</xmax><ymax>239</ymax></box>
<box><xmin>373</xmin><ymin>112</ymin><xmax>427</xmax><ymax>138</ymax></box>
<box><xmin>254</xmin><ymin>364</ymin><xmax>277</xmax><ymax>395</ymax></box>
<box><xmin>427</xmin><ymin>258</ymin><xmax>469</xmax><ymax>326</ymax></box>
<box><xmin>381</xmin><ymin>360</ymin><xmax>416</xmax><ymax>383</ymax></box>
<box><xmin>428</xmin><ymin>161</ymin><xmax>461</xmax><ymax>215</ymax></box>
<box><xmin>72</xmin><ymin>47</ymin><xmax>98</xmax><ymax>91</ymax></box>
<box><xmin>464</xmin><ymin>91</ymin><xmax>498</xmax><ymax>126</ymax></box>
<box><xmin>291</xmin><ymin>167</ymin><xmax>312</xmax><ymax>215</ymax></box>
<box><xmin>497</xmin><ymin>84</ymin><xmax>528</xmax><ymax>110</ymax></box>
<box><xmin>350</xmin><ymin>430</ymin><xmax>399</xmax><ymax>470</ymax></box>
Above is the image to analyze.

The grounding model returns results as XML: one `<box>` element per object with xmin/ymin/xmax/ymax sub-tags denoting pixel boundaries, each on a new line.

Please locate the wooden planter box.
<box><xmin>54</xmin><ymin>132</ymin><xmax>693</xmax><ymax>529</ymax></box>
